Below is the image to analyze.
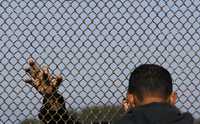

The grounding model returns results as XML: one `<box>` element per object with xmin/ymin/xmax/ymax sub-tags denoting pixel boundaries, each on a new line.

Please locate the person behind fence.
<box><xmin>115</xmin><ymin>64</ymin><xmax>194</xmax><ymax>124</ymax></box>
<box><xmin>24</xmin><ymin>58</ymin><xmax>80</xmax><ymax>124</ymax></box>
<box><xmin>24</xmin><ymin>58</ymin><xmax>109</xmax><ymax>124</ymax></box>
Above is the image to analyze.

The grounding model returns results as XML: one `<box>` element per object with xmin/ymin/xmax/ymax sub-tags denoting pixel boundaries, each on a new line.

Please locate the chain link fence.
<box><xmin>1</xmin><ymin>0</ymin><xmax>200</xmax><ymax>123</ymax></box>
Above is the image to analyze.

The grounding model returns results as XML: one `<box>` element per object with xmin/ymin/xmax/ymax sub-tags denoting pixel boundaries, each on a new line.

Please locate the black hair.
<box><xmin>128</xmin><ymin>64</ymin><xmax>172</xmax><ymax>101</ymax></box>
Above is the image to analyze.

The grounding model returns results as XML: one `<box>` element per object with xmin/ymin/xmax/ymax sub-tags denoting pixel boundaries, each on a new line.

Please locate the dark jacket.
<box><xmin>114</xmin><ymin>102</ymin><xmax>193</xmax><ymax>124</ymax></box>
<box><xmin>38</xmin><ymin>93</ymin><xmax>80</xmax><ymax>124</ymax></box>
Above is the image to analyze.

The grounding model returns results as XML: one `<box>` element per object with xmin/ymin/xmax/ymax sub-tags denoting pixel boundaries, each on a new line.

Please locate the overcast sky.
<box><xmin>1</xmin><ymin>0</ymin><xmax>200</xmax><ymax>123</ymax></box>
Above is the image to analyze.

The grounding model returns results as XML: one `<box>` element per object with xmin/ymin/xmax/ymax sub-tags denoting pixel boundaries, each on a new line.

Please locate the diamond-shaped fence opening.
<box><xmin>1</xmin><ymin>0</ymin><xmax>200</xmax><ymax>123</ymax></box>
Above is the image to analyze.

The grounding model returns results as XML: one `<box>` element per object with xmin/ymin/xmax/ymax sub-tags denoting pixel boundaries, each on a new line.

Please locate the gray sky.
<box><xmin>1</xmin><ymin>0</ymin><xmax>200</xmax><ymax>123</ymax></box>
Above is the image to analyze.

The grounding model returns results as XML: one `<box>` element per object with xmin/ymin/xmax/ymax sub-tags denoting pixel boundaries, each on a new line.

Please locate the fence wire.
<box><xmin>0</xmin><ymin>0</ymin><xmax>200</xmax><ymax>123</ymax></box>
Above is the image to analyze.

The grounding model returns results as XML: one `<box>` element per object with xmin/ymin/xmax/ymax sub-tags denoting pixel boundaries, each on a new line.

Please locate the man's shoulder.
<box><xmin>113</xmin><ymin>111</ymin><xmax>134</xmax><ymax>124</ymax></box>
<box><xmin>112</xmin><ymin>103</ymin><xmax>195</xmax><ymax>124</ymax></box>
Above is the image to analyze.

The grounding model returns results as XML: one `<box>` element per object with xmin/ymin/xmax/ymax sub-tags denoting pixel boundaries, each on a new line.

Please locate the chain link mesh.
<box><xmin>1</xmin><ymin>0</ymin><xmax>200</xmax><ymax>123</ymax></box>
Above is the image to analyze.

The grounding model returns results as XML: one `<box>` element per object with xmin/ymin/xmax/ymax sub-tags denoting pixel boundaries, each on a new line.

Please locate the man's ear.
<box><xmin>169</xmin><ymin>91</ymin><xmax>177</xmax><ymax>106</ymax></box>
<box><xmin>127</xmin><ymin>93</ymin><xmax>136</xmax><ymax>108</ymax></box>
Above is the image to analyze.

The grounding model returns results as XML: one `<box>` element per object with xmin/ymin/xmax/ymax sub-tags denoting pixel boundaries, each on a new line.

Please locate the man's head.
<box><xmin>127</xmin><ymin>64</ymin><xmax>177</xmax><ymax>107</ymax></box>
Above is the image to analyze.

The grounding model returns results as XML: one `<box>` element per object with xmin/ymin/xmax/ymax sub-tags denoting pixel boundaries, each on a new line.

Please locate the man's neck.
<box><xmin>137</xmin><ymin>97</ymin><xmax>166</xmax><ymax>106</ymax></box>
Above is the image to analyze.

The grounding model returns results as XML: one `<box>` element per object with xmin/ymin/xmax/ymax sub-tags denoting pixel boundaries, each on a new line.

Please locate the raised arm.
<box><xmin>24</xmin><ymin>58</ymin><xmax>62</xmax><ymax>95</ymax></box>
<box><xmin>24</xmin><ymin>57</ymin><xmax>81</xmax><ymax>124</ymax></box>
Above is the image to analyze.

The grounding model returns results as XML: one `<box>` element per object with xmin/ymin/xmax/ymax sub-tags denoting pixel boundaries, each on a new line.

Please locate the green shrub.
<box><xmin>20</xmin><ymin>118</ymin><xmax>44</xmax><ymax>124</ymax></box>
<box><xmin>78</xmin><ymin>105</ymin><xmax>124</xmax><ymax>124</ymax></box>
